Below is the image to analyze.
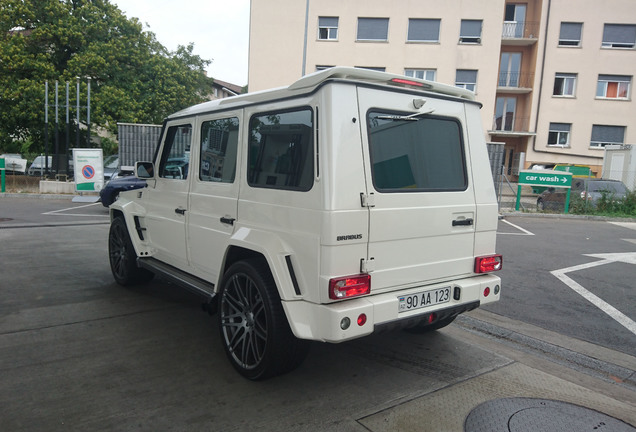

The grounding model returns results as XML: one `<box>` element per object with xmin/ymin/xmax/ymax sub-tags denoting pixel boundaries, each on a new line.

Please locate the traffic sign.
<box><xmin>518</xmin><ymin>170</ymin><xmax>572</xmax><ymax>188</ymax></box>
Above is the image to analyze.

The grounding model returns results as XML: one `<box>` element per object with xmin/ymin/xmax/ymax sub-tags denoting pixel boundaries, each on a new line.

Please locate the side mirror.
<box><xmin>136</xmin><ymin>161</ymin><xmax>154</xmax><ymax>179</ymax></box>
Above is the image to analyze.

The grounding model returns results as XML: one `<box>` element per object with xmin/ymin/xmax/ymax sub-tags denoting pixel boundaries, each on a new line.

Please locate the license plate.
<box><xmin>398</xmin><ymin>287</ymin><xmax>451</xmax><ymax>312</ymax></box>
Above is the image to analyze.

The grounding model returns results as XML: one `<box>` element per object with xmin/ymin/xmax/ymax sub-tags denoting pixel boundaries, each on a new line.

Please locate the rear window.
<box><xmin>587</xmin><ymin>181</ymin><xmax>627</xmax><ymax>194</ymax></box>
<box><xmin>367</xmin><ymin>111</ymin><xmax>467</xmax><ymax>192</ymax></box>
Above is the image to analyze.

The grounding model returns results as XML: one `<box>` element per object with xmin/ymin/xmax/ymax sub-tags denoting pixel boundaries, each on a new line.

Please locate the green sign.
<box><xmin>516</xmin><ymin>170</ymin><xmax>573</xmax><ymax>213</ymax></box>
<box><xmin>518</xmin><ymin>170</ymin><xmax>572</xmax><ymax>188</ymax></box>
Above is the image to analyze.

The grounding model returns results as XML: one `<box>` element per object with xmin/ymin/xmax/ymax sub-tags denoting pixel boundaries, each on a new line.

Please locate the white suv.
<box><xmin>108</xmin><ymin>67</ymin><xmax>502</xmax><ymax>380</ymax></box>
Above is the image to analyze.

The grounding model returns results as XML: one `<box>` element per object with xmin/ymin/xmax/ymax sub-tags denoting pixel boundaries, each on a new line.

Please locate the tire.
<box><xmin>404</xmin><ymin>315</ymin><xmax>457</xmax><ymax>334</ymax></box>
<box><xmin>537</xmin><ymin>198</ymin><xmax>545</xmax><ymax>211</ymax></box>
<box><xmin>218</xmin><ymin>258</ymin><xmax>310</xmax><ymax>380</ymax></box>
<box><xmin>108</xmin><ymin>216</ymin><xmax>154</xmax><ymax>286</ymax></box>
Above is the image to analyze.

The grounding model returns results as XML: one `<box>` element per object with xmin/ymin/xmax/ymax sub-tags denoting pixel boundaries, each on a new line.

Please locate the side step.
<box><xmin>138</xmin><ymin>257</ymin><xmax>216</xmax><ymax>304</ymax></box>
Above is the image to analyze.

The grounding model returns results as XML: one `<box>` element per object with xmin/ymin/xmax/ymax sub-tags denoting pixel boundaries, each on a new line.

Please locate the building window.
<box><xmin>494</xmin><ymin>97</ymin><xmax>517</xmax><ymax>131</ymax></box>
<box><xmin>590</xmin><ymin>125</ymin><xmax>625</xmax><ymax>148</ymax></box>
<box><xmin>596</xmin><ymin>75</ymin><xmax>631</xmax><ymax>99</ymax></box>
<box><xmin>503</xmin><ymin>3</ymin><xmax>527</xmax><ymax>38</ymax></box>
<box><xmin>547</xmin><ymin>123</ymin><xmax>571</xmax><ymax>147</ymax></box>
<box><xmin>455</xmin><ymin>70</ymin><xmax>477</xmax><ymax>91</ymax></box>
<box><xmin>558</xmin><ymin>22</ymin><xmax>582</xmax><ymax>46</ymax></box>
<box><xmin>602</xmin><ymin>24</ymin><xmax>636</xmax><ymax>48</ymax></box>
<box><xmin>407</xmin><ymin>18</ymin><xmax>441</xmax><ymax>42</ymax></box>
<box><xmin>318</xmin><ymin>17</ymin><xmax>339</xmax><ymax>40</ymax></box>
<box><xmin>553</xmin><ymin>73</ymin><xmax>577</xmax><ymax>97</ymax></box>
<box><xmin>357</xmin><ymin>18</ymin><xmax>389</xmax><ymax>41</ymax></box>
<box><xmin>405</xmin><ymin>69</ymin><xmax>436</xmax><ymax>81</ymax></box>
<box><xmin>459</xmin><ymin>20</ymin><xmax>482</xmax><ymax>44</ymax></box>
<box><xmin>499</xmin><ymin>52</ymin><xmax>522</xmax><ymax>87</ymax></box>
<box><xmin>355</xmin><ymin>66</ymin><xmax>386</xmax><ymax>72</ymax></box>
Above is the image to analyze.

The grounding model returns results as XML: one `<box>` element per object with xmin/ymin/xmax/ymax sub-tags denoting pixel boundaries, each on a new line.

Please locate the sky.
<box><xmin>110</xmin><ymin>0</ymin><xmax>250</xmax><ymax>86</ymax></box>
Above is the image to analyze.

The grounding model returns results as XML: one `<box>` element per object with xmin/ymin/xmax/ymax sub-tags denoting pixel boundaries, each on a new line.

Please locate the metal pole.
<box><xmin>54</xmin><ymin>80</ymin><xmax>59</xmax><ymax>176</ymax></box>
<box><xmin>44</xmin><ymin>81</ymin><xmax>49</xmax><ymax>175</ymax></box>
<box><xmin>65</xmin><ymin>81</ymin><xmax>70</xmax><ymax>176</ymax></box>
<box><xmin>86</xmin><ymin>77</ymin><xmax>91</xmax><ymax>147</ymax></box>
<box><xmin>301</xmin><ymin>0</ymin><xmax>310</xmax><ymax>76</ymax></box>
<box><xmin>76</xmin><ymin>77</ymin><xmax>80</xmax><ymax>148</ymax></box>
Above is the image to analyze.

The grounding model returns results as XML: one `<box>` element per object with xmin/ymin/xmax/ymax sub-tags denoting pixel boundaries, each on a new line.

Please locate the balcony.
<box><xmin>497</xmin><ymin>72</ymin><xmax>534</xmax><ymax>93</ymax></box>
<box><xmin>489</xmin><ymin>115</ymin><xmax>535</xmax><ymax>137</ymax></box>
<box><xmin>501</xmin><ymin>21</ymin><xmax>539</xmax><ymax>46</ymax></box>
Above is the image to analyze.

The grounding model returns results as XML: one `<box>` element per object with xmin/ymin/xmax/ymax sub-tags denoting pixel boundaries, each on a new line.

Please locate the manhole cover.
<box><xmin>465</xmin><ymin>398</ymin><xmax>636</xmax><ymax>432</ymax></box>
<box><xmin>0</xmin><ymin>217</ymin><xmax>13</xmax><ymax>222</ymax></box>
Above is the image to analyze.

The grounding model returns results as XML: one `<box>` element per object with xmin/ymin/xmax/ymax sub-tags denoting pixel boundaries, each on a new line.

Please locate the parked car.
<box><xmin>537</xmin><ymin>178</ymin><xmax>628</xmax><ymax>211</ymax></box>
<box><xmin>103</xmin><ymin>154</ymin><xmax>120</xmax><ymax>181</ymax></box>
<box><xmin>28</xmin><ymin>155</ymin><xmax>74</xmax><ymax>176</ymax></box>
<box><xmin>99</xmin><ymin>174</ymin><xmax>146</xmax><ymax>207</ymax></box>
<box><xmin>107</xmin><ymin>67</ymin><xmax>502</xmax><ymax>380</ymax></box>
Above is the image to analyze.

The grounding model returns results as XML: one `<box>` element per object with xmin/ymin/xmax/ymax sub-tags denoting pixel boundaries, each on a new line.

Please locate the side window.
<box><xmin>248</xmin><ymin>108</ymin><xmax>314</xmax><ymax>191</ymax></box>
<box><xmin>200</xmin><ymin>117</ymin><xmax>239</xmax><ymax>183</ymax></box>
<box><xmin>367</xmin><ymin>111</ymin><xmax>467</xmax><ymax>192</ymax></box>
<box><xmin>159</xmin><ymin>124</ymin><xmax>192</xmax><ymax>179</ymax></box>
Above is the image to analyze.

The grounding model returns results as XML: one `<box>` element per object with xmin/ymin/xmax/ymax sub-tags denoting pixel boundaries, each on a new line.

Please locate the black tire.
<box><xmin>218</xmin><ymin>258</ymin><xmax>310</xmax><ymax>380</ymax></box>
<box><xmin>404</xmin><ymin>315</ymin><xmax>457</xmax><ymax>334</ymax></box>
<box><xmin>537</xmin><ymin>198</ymin><xmax>545</xmax><ymax>211</ymax></box>
<box><xmin>108</xmin><ymin>216</ymin><xmax>154</xmax><ymax>286</ymax></box>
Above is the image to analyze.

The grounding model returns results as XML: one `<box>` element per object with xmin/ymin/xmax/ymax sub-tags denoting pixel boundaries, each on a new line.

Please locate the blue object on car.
<box><xmin>99</xmin><ymin>174</ymin><xmax>146</xmax><ymax>207</ymax></box>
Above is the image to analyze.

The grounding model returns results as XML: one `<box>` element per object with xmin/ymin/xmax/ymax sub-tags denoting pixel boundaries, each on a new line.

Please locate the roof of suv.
<box><xmin>167</xmin><ymin>66</ymin><xmax>476</xmax><ymax>121</ymax></box>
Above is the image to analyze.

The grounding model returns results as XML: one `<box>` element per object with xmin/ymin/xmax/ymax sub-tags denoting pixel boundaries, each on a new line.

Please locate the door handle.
<box><xmin>175</xmin><ymin>208</ymin><xmax>186</xmax><ymax>215</ymax></box>
<box><xmin>220</xmin><ymin>217</ymin><xmax>235</xmax><ymax>225</ymax></box>
<box><xmin>452</xmin><ymin>218</ymin><xmax>473</xmax><ymax>226</ymax></box>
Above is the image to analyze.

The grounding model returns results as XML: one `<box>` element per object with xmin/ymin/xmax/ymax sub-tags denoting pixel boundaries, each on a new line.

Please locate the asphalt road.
<box><xmin>1</xmin><ymin>196</ymin><xmax>635</xmax><ymax>431</ymax></box>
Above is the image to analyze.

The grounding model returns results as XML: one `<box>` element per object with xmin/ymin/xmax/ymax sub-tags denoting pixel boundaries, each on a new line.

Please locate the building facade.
<box><xmin>248</xmin><ymin>0</ymin><xmax>636</xmax><ymax>176</ymax></box>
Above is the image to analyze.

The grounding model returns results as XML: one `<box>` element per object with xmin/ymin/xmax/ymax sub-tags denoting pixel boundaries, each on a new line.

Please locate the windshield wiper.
<box><xmin>376</xmin><ymin>109</ymin><xmax>435</xmax><ymax>121</ymax></box>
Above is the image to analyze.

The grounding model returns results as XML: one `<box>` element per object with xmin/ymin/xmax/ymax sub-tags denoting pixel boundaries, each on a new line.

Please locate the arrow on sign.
<box><xmin>551</xmin><ymin>252</ymin><xmax>636</xmax><ymax>336</ymax></box>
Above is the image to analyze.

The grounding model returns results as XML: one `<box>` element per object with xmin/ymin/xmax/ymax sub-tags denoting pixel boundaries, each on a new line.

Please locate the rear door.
<box><xmin>357</xmin><ymin>86</ymin><xmax>477</xmax><ymax>292</ymax></box>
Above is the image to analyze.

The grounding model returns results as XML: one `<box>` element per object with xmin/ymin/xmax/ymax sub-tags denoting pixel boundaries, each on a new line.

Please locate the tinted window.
<box><xmin>200</xmin><ymin>117</ymin><xmax>239</xmax><ymax>183</ymax></box>
<box><xmin>159</xmin><ymin>124</ymin><xmax>191</xmax><ymax>180</ymax></box>
<box><xmin>248</xmin><ymin>108</ymin><xmax>314</xmax><ymax>191</ymax></box>
<box><xmin>367</xmin><ymin>111</ymin><xmax>467</xmax><ymax>191</ymax></box>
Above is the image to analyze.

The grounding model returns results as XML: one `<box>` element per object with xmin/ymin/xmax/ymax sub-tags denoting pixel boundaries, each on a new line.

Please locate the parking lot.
<box><xmin>1</xmin><ymin>196</ymin><xmax>635</xmax><ymax>431</ymax></box>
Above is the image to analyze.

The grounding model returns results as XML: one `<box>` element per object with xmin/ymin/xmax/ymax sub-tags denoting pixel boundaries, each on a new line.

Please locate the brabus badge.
<box><xmin>336</xmin><ymin>234</ymin><xmax>363</xmax><ymax>241</ymax></box>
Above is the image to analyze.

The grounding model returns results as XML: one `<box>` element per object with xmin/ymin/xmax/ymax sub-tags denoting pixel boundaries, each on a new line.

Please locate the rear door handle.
<box><xmin>175</xmin><ymin>208</ymin><xmax>186</xmax><ymax>215</ymax></box>
<box><xmin>220</xmin><ymin>217</ymin><xmax>235</xmax><ymax>225</ymax></box>
<box><xmin>452</xmin><ymin>218</ymin><xmax>473</xmax><ymax>226</ymax></box>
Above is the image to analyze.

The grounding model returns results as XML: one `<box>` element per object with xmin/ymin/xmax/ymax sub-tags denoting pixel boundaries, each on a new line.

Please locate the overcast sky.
<box><xmin>110</xmin><ymin>0</ymin><xmax>250</xmax><ymax>86</ymax></box>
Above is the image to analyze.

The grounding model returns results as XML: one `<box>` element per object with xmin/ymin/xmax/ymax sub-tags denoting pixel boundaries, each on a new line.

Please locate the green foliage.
<box><xmin>0</xmin><ymin>0</ymin><xmax>214</xmax><ymax>153</ymax></box>
<box><xmin>569</xmin><ymin>189</ymin><xmax>636</xmax><ymax>218</ymax></box>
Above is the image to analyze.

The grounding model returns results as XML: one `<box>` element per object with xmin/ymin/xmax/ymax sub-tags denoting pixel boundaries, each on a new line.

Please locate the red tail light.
<box><xmin>390</xmin><ymin>78</ymin><xmax>424</xmax><ymax>87</ymax></box>
<box><xmin>329</xmin><ymin>274</ymin><xmax>371</xmax><ymax>300</ymax></box>
<box><xmin>475</xmin><ymin>255</ymin><xmax>503</xmax><ymax>273</ymax></box>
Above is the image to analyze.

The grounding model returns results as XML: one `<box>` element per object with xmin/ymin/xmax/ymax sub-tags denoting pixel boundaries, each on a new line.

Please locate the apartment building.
<box><xmin>248</xmin><ymin>0</ymin><xmax>636</xmax><ymax>176</ymax></box>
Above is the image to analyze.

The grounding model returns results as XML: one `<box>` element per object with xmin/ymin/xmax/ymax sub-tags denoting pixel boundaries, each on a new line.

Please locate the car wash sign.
<box><xmin>73</xmin><ymin>148</ymin><xmax>104</xmax><ymax>192</ymax></box>
<box><xmin>516</xmin><ymin>169</ymin><xmax>573</xmax><ymax>212</ymax></box>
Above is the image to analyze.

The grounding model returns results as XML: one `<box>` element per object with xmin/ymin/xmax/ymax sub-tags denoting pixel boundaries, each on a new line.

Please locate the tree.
<box><xmin>0</xmin><ymin>0</ymin><xmax>214</xmax><ymax>154</ymax></box>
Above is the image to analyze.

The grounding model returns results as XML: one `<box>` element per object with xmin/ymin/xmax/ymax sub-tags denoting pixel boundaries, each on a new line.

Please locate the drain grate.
<box><xmin>465</xmin><ymin>398</ymin><xmax>636</xmax><ymax>432</ymax></box>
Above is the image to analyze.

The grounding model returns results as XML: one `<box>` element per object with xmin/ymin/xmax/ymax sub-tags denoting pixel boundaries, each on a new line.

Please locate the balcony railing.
<box><xmin>491</xmin><ymin>115</ymin><xmax>532</xmax><ymax>134</ymax></box>
<box><xmin>498</xmin><ymin>72</ymin><xmax>534</xmax><ymax>89</ymax></box>
<box><xmin>502</xmin><ymin>21</ymin><xmax>539</xmax><ymax>40</ymax></box>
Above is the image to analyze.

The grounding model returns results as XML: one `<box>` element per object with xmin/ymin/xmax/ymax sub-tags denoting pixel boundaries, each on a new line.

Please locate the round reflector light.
<box><xmin>484</xmin><ymin>287</ymin><xmax>490</xmax><ymax>297</ymax></box>
<box><xmin>357</xmin><ymin>314</ymin><xmax>367</xmax><ymax>326</ymax></box>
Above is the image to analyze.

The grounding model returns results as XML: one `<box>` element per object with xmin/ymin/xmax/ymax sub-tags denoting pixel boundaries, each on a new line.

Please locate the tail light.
<box><xmin>329</xmin><ymin>274</ymin><xmax>371</xmax><ymax>300</ymax></box>
<box><xmin>475</xmin><ymin>255</ymin><xmax>503</xmax><ymax>273</ymax></box>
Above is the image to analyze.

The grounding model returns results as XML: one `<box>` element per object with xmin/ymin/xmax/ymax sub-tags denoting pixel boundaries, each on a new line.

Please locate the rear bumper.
<box><xmin>282</xmin><ymin>274</ymin><xmax>501</xmax><ymax>342</ymax></box>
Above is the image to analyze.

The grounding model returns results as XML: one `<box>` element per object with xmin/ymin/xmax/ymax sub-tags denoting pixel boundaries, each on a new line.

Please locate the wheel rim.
<box><xmin>109</xmin><ymin>222</ymin><xmax>129</xmax><ymax>279</ymax></box>
<box><xmin>220</xmin><ymin>273</ymin><xmax>267</xmax><ymax>370</ymax></box>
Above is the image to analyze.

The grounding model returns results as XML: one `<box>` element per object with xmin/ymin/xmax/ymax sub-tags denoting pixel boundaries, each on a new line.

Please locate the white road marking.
<box><xmin>42</xmin><ymin>202</ymin><xmax>108</xmax><ymax>217</ymax></box>
<box><xmin>499</xmin><ymin>219</ymin><xmax>535</xmax><ymax>236</ymax></box>
<box><xmin>551</xmin><ymin>252</ymin><xmax>636</xmax><ymax>336</ymax></box>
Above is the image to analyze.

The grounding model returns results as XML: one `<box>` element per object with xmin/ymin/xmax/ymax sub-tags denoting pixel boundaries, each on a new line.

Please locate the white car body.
<box><xmin>109</xmin><ymin>67</ymin><xmax>502</xmax><ymax>378</ymax></box>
